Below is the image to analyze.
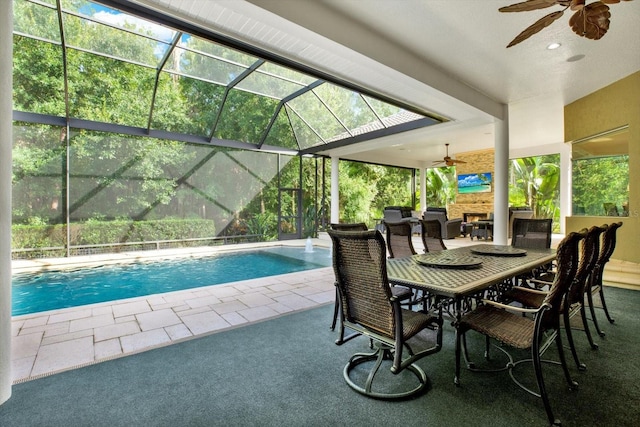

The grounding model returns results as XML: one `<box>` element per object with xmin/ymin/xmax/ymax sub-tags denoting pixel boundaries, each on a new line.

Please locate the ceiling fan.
<box><xmin>499</xmin><ymin>0</ymin><xmax>633</xmax><ymax>48</ymax></box>
<box><xmin>432</xmin><ymin>144</ymin><xmax>466</xmax><ymax>167</ymax></box>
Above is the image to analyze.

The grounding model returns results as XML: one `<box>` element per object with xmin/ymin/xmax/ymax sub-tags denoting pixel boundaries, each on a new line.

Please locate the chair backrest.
<box><xmin>330</xmin><ymin>222</ymin><xmax>368</xmax><ymax>231</ymax></box>
<box><xmin>598</xmin><ymin>221</ymin><xmax>623</xmax><ymax>266</ymax></box>
<box><xmin>423</xmin><ymin>210</ymin><xmax>446</xmax><ymax>225</ymax></box>
<box><xmin>426</xmin><ymin>207</ymin><xmax>448</xmax><ymax>220</ymax></box>
<box><xmin>328</xmin><ymin>229</ymin><xmax>395</xmax><ymax>337</ymax></box>
<box><xmin>419</xmin><ymin>219</ymin><xmax>447</xmax><ymax>252</ymax></box>
<box><xmin>508</xmin><ymin>207</ymin><xmax>534</xmax><ymax>237</ymax></box>
<box><xmin>542</xmin><ymin>231</ymin><xmax>583</xmax><ymax>316</ymax></box>
<box><xmin>384</xmin><ymin>220</ymin><xmax>417</xmax><ymax>258</ymax></box>
<box><xmin>383</xmin><ymin>208</ymin><xmax>404</xmax><ymax>222</ymax></box>
<box><xmin>566</xmin><ymin>226</ymin><xmax>605</xmax><ymax>305</ymax></box>
<box><xmin>511</xmin><ymin>218</ymin><xmax>553</xmax><ymax>249</ymax></box>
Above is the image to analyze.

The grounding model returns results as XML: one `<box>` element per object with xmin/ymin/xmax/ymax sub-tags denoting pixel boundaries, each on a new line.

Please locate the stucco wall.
<box><xmin>565</xmin><ymin>71</ymin><xmax>640</xmax><ymax>264</ymax></box>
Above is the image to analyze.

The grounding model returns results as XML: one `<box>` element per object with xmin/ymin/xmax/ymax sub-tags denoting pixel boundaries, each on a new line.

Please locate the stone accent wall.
<box><xmin>448</xmin><ymin>148</ymin><xmax>494</xmax><ymax>220</ymax></box>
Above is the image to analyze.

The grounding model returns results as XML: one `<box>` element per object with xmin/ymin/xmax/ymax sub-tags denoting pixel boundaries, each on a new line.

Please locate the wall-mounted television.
<box><xmin>457</xmin><ymin>172</ymin><xmax>492</xmax><ymax>194</ymax></box>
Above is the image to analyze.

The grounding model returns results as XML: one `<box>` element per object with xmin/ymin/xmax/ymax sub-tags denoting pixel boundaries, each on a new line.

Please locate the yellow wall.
<box><xmin>565</xmin><ymin>71</ymin><xmax>640</xmax><ymax>263</ymax></box>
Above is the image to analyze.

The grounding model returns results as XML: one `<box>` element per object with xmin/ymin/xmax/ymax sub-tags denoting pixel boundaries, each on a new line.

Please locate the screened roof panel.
<box><xmin>213</xmin><ymin>90</ymin><xmax>280</xmax><ymax>144</ymax></box>
<box><xmin>234</xmin><ymin>63</ymin><xmax>309</xmax><ymax>100</ymax></box>
<box><xmin>312</xmin><ymin>83</ymin><xmax>382</xmax><ymax>134</ymax></box>
<box><xmin>286</xmin><ymin>91</ymin><xmax>346</xmax><ymax>141</ymax></box>
<box><xmin>13</xmin><ymin>0</ymin><xmax>61</xmax><ymax>42</ymax></box>
<box><xmin>286</xmin><ymin>106</ymin><xmax>324</xmax><ymax>150</ymax></box>
<box><xmin>150</xmin><ymin>73</ymin><xmax>225</xmax><ymax>136</ymax></box>
<box><xmin>264</xmin><ymin>113</ymin><xmax>299</xmax><ymax>151</ymax></box>
<box><xmin>66</xmin><ymin>50</ymin><xmax>155</xmax><ymax>127</ymax></box>
<box><xmin>62</xmin><ymin>12</ymin><xmax>170</xmax><ymax>68</ymax></box>
<box><xmin>13</xmin><ymin>35</ymin><xmax>66</xmax><ymax>116</ymax></box>
<box><xmin>163</xmin><ymin>46</ymin><xmax>250</xmax><ymax>86</ymax></box>
<box><xmin>62</xmin><ymin>0</ymin><xmax>177</xmax><ymax>44</ymax></box>
<box><xmin>181</xmin><ymin>35</ymin><xmax>259</xmax><ymax>69</ymax></box>
<box><xmin>13</xmin><ymin>0</ymin><xmax>445</xmax><ymax>156</ymax></box>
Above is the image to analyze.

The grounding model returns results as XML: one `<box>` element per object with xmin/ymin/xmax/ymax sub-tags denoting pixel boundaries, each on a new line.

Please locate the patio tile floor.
<box><xmin>11</xmin><ymin>262</ymin><xmax>336</xmax><ymax>383</ymax></box>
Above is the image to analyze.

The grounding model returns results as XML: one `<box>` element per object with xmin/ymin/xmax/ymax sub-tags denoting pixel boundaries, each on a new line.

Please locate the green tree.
<box><xmin>424</xmin><ymin>167</ymin><xmax>456</xmax><ymax>207</ymax></box>
<box><xmin>509</xmin><ymin>155</ymin><xmax>560</xmax><ymax>228</ymax></box>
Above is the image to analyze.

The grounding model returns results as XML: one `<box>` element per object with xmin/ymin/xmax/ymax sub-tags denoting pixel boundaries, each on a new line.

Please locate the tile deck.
<box><xmin>10</xmin><ymin>240</ymin><xmax>336</xmax><ymax>383</ymax></box>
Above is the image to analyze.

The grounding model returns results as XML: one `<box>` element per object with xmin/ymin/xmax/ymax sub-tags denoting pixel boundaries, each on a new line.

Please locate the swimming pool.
<box><xmin>11</xmin><ymin>246</ymin><xmax>331</xmax><ymax>316</ymax></box>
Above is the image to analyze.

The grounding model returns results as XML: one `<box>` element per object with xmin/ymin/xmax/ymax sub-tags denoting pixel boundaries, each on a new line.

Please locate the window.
<box><xmin>572</xmin><ymin>127</ymin><xmax>629</xmax><ymax>217</ymax></box>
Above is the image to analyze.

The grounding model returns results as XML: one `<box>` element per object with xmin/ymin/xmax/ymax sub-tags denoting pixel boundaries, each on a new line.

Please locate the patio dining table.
<box><xmin>387</xmin><ymin>244</ymin><xmax>555</xmax><ymax>303</ymax></box>
<box><xmin>386</xmin><ymin>244</ymin><xmax>556</xmax><ymax>384</ymax></box>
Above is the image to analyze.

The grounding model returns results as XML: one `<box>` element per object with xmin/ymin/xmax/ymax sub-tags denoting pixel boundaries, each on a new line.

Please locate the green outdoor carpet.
<box><xmin>1</xmin><ymin>287</ymin><xmax>639</xmax><ymax>427</ymax></box>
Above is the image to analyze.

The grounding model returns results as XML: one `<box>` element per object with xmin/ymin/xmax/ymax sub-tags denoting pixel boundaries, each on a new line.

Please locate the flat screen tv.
<box><xmin>457</xmin><ymin>172</ymin><xmax>492</xmax><ymax>194</ymax></box>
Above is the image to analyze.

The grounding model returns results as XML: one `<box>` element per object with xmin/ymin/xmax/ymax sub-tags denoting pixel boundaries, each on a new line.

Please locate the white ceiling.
<box><xmin>131</xmin><ymin>0</ymin><xmax>640</xmax><ymax>167</ymax></box>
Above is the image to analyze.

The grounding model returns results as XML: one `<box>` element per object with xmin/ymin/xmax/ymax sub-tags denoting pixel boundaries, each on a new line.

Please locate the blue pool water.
<box><xmin>12</xmin><ymin>247</ymin><xmax>331</xmax><ymax>316</ymax></box>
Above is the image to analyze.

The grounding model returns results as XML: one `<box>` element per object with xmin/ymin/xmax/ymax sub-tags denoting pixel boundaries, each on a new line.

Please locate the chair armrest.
<box><xmin>390</xmin><ymin>286</ymin><xmax>413</xmax><ymax>302</ymax></box>
<box><xmin>529</xmin><ymin>278</ymin><xmax>553</xmax><ymax>287</ymax></box>
<box><xmin>481</xmin><ymin>299</ymin><xmax>541</xmax><ymax>314</ymax></box>
<box><xmin>511</xmin><ymin>287</ymin><xmax>548</xmax><ymax>296</ymax></box>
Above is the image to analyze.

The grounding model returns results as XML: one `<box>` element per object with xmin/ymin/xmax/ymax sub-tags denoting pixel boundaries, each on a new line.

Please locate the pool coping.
<box><xmin>12</xmin><ymin>238</ymin><xmax>332</xmax><ymax>274</ymax></box>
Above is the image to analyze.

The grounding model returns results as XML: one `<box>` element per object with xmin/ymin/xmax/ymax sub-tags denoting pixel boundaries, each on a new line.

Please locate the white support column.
<box><xmin>330</xmin><ymin>156</ymin><xmax>340</xmax><ymax>224</ymax></box>
<box><xmin>559</xmin><ymin>142</ymin><xmax>571</xmax><ymax>234</ymax></box>
<box><xmin>0</xmin><ymin>1</ymin><xmax>13</xmax><ymax>405</ymax></box>
<box><xmin>419</xmin><ymin>168</ymin><xmax>427</xmax><ymax>214</ymax></box>
<box><xmin>493</xmin><ymin>106</ymin><xmax>509</xmax><ymax>245</ymax></box>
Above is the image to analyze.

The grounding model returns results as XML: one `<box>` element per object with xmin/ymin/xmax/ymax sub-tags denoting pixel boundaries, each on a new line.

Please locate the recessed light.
<box><xmin>567</xmin><ymin>54</ymin><xmax>585</xmax><ymax>62</ymax></box>
<box><xmin>547</xmin><ymin>42</ymin><xmax>561</xmax><ymax>50</ymax></box>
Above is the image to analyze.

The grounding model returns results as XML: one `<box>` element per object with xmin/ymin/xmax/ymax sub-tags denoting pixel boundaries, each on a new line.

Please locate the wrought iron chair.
<box><xmin>328</xmin><ymin>223</ymin><xmax>369</xmax><ymax>331</ymax></box>
<box><xmin>384</xmin><ymin>220</ymin><xmax>425</xmax><ymax>306</ymax></box>
<box><xmin>512</xmin><ymin>218</ymin><xmax>553</xmax><ymax>249</ymax></box>
<box><xmin>384</xmin><ymin>220</ymin><xmax>417</xmax><ymax>258</ymax></box>
<box><xmin>504</xmin><ymin>226</ymin><xmax>605</xmax><ymax>370</ymax></box>
<box><xmin>455</xmin><ymin>231</ymin><xmax>583</xmax><ymax>426</ymax></box>
<box><xmin>328</xmin><ymin>229</ymin><xmax>443</xmax><ymax>399</ymax></box>
<box><xmin>419</xmin><ymin>219</ymin><xmax>447</xmax><ymax>252</ymax></box>
<box><xmin>587</xmin><ymin>221</ymin><xmax>622</xmax><ymax>337</ymax></box>
<box><xmin>330</xmin><ymin>222</ymin><xmax>368</xmax><ymax>232</ymax></box>
<box><xmin>508</xmin><ymin>218</ymin><xmax>554</xmax><ymax>289</ymax></box>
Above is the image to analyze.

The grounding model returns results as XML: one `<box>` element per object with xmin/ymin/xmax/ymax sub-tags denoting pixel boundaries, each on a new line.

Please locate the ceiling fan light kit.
<box><xmin>499</xmin><ymin>0</ymin><xmax>633</xmax><ymax>47</ymax></box>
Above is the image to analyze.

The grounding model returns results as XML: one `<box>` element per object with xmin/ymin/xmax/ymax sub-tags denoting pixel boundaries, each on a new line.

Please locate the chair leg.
<box><xmin>330</xmin><ymin>287</ymin><xmax>339</xmax><ymax>331</ymax></box>
<box><xmin>598</xmin><ymin>286</ymin><xmax>615</xmax><ymax>324</ymax></box>
<box><xmin>532</xmin><ymin>339</ymin><xmax>561</xmax><ymax>426</ymax></box>
<box><xmin>554</xmin><ymin>327</ymin><xmax>578</xmax><ymax>390</ymax></box>
<box><xmin>564</xmin><ymin>310</ymin><xmax>586</xmax><ymax>371</ymax></box>
<box><xmin>455</xmin><ymin>329</ymin><xmax>463</xmax><ymax>386</ymax></box>
<box><xmin>343</xmin><ymin>344</ymin><xmax>428</xmax><ymax>399</ymax></box>
<box><xmin>587</xmin><ymin>288</ymin><xmax>606</xmax><ymax>337</ymax></box>
<box><xmin>580</xmin><ymin>302</ymin><xmax>598</xmax><ymax>350</ymax></box>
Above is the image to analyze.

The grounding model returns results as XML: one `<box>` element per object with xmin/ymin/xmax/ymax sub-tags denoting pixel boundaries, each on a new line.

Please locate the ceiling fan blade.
<box><xmin>453</xmin><ymin>159</ymin><xmax>467</xmax><ymax>164</ymax></box>
<box><xmin>506</xmin><ymin>10</ymin><xmax>565</xmax><ymax>47</ymax></box>
<box><xmin>569</xmin><ymin>2</ymin><xmax>610</xmax><ymax>40</ymax></box>
<box><xmin>499</xmin><ymin>0</ymin><xmax>558</xmax><ymax>13</ymax></box>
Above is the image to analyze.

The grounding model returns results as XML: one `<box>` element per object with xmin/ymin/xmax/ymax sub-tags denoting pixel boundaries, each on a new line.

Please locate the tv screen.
<box><xmin>457</xmin><ymin>172</ymin><xmax>492</xmax><ymax>194</ymax></box>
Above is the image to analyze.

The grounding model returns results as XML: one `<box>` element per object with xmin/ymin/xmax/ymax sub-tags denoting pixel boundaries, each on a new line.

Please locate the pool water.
<box><xmin>12</xmin><ymin>247</ymin><xmax>331</xmax><ymax>316</ymax></box>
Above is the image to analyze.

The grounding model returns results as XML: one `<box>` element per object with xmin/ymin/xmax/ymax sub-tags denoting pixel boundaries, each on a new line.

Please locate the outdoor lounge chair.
<box><xmin>422</xmin><ymin>207</ymin><xmax>462</xmax><ymax>239</ymax></box>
